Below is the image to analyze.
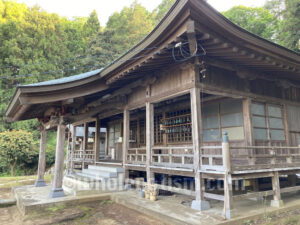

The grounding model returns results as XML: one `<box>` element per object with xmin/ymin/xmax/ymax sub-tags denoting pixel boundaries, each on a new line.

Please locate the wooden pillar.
<box><xmin>271</xmin><ymin>171</ymin><xmax>283</xmax><ymax>207</ymax></box>
<box><xmin>288</xmin><ymin>174</ymin><xmax>297</xmax><ymax>187</ymax></box>
<box><xmin>243</xmin><ymin>99</ymin><xmax>260</xmax><ymax>191</ymax></box>
<box><xmin>35</xmin><ymin>127</ymin><xmax>47</xmax><ymax>187</ymax></box>
<box><xmin>71</xmin><ymin>125</ymin><xmax>76</xmax><ymax>173</ymax></box>
<box><xmin>105</xmin><ymin>126</ymin><xmax>109</xmax><ymax>156</ymax></box>
<box><xmin>190</xmin><ymin>87</ymin><xmax>210</xmax><ymax>211</ymax></box>
<box><xmin>146</xmin><ymin>102</ymin><xmax>154</xmax><ymax>184</ymax></box>
<box><xmin>95</xmin><ymin>119</ymin><xmax>101</xmax><ymax>163</ymax></box>
<box><xmin>222</xmin><ymin>131</ymin><xmax>233</xmax><ymax>219</ymax></box>
<box><xmin>65</xmin><ymin>126</ymin><xmax>71</xmax><ymax>174</ymax></box>
<box><xmin>50</xmin><ymin>119</ymin><xmax>66</xmax><ymax>198</ymax></box>
<box><xmin>82</xmin><ymin>122</ymin><xmax>88</xmax><ymax>169</ymax></box>
<box><xmin>123</xmin><ymin>108</ymin><xmax>130</xmax><ymax>180</ymax></box>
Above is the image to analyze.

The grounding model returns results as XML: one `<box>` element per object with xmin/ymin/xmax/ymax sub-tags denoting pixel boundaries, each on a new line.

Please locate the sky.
<box><xmin>16</xmin><ymin>0</ymin><xmax>266</xmax><ymax>25</ymax></box>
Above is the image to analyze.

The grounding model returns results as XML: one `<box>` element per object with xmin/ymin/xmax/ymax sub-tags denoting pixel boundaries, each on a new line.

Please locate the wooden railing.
<box><xmin>199</xmin><ymin>145</ymin><xmax>300</xmax><ymax>172</ymax></box>
<box><xmin>127</xmin><ymin>148</ymin><xmax>146</xmax><ymax>164</ymax></box>
<box><xmin>230</xmin><ymin>146</ymin><xmax>300</xmax><ymax>171</ymax></box>
<box><xmin>151</xmin><ymin>146</ymin><xmax>194</xmax><ymax>169</ymax></box>
<box><xmin>200</xmin><ymin>146</ymin><xmax>224</xmax><ymax>172</ymax></box>
<box><xmin>72</xmin><ymin>149</ymin><xmax>95</xmax><ymax>163</ymax></box>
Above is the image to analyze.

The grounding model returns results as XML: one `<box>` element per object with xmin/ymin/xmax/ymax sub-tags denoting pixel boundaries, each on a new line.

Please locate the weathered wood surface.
<box><xmin>52</xmin><ymin>120</ymin><xmax>66</xmax><ymax>191</ymax></box>
<box><xmin>146</xmin><ymin>102</ymin><xmax>154</xmax><ymax>184</ymax></box>
<box><xmin>35</xmin><ymin>128</ymin><xmax>47</xmax><ymax>186</ymax></box>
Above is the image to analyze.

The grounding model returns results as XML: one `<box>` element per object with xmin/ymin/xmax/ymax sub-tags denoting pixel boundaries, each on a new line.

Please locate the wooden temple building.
<box><xmin>5</xmin><ymin>0</ymin><xmax>300</xmax><ymax>219</ymax></box>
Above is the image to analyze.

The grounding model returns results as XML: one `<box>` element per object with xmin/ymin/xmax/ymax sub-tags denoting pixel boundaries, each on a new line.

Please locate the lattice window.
<box><xmin>164</xmin><ymin>109</ymin><xmax>192</xmax><ymax>143</ymax></box>
<box><xmin>139</xmin><ymin>119</ymin><xmax>145</xmax><ymax>145</ymax></box>
<box><xmin>108</xmin><ymin>123</ymin><xmax>121</xmax><ymax>147</ymax></box>
<box><xmin>154</xmin><ymin>114</ymin><xmax>163</xmax><ymax>144</ymax></box>
<box><xmin>130</xmin><ymin>120</ymin><xmax>137</xmax><ymax>142</ymax></box>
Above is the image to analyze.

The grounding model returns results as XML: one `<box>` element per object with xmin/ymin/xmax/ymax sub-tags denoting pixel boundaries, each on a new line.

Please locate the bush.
<box><xmin>0</xmin><ymin>130</ymin><xmax>39</xmax><ymax>176</ymax></box>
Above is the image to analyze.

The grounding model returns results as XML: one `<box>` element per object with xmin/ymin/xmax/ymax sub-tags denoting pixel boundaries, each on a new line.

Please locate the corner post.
<box><xmin>71</xmin><ymin>125</ymin><xmax>76</xmax><ymax>173</ymax></box>
<box><xmin>35</xmin><ymin>126</ymin><xmax>47</xmax><ymax>187</ymax></box>
<box><xmin>271</xmin><ymin>171</ymin><xmax>283</xmax><ymax>207</ymax></box>
<box><xmin>222</xmin><ymin>131</ymin><xmax>233</xmax><ymax>219</ymax></box>
<box><xmin>50</xmin><ymin>118</ymin><xmax>66</xmax><ymax>198</ymax></box>
<box><xmin>123</xmin><ymin>108</ymin><xmax>130</xmax><ymax>180</ymax></box>
<box><xmin>82</xmin><ymin>122</ymin><xmax>88</xmax><ymax>169</ymax></box>
<box><xmin>95</xmin><ymin>119</ymin><xmax>101</xmax><ymax>163</ymax></box>
<box><xmin>146</xmin><ymin>102</ymin><xmax>154</xmax><ymax>184</ymax></box>
<box><xmin>190</xmin><ymin>87</ymin><xmax>210</xmax><ymax>211</ymax></box>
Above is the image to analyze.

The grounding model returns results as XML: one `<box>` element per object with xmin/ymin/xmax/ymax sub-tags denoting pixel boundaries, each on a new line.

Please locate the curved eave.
<box><xmin>6</xmin><ymin>69</ymin><xmax>108</xmax><ymax>121</ymax></box>
<box><xmin>99</xmin><ymin>0</ymin><xmax>189</xmax><ymax>79</ymax></box>
<box><xmin>100</xmin><ymin>0</ymin><xmax>300</xmax><ymax>82</ymax></box>
<box><xmin>19</xmin><ymin>68</ymin><xmax>103</xmax><ymax>93</ymax></box>
<box><xmin>189</xmin><ymin>0</ymin><xmax>299</xmax><ymax>65</ymax></box>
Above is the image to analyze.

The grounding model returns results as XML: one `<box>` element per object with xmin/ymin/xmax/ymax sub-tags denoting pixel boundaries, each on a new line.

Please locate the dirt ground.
<box><xmin>0</xmin><ymin>188</ymin><xmax>168</xmax><ymax>225</ymax></box>
<box><xmin>241</xmin><ymin>209</ymin><xmax>300</xmax><ymax>225</ymax></box>
<box><xmin>0</xmin><ymin>200</ymin><xmax>168</xmax><ymax>225</ymax></box>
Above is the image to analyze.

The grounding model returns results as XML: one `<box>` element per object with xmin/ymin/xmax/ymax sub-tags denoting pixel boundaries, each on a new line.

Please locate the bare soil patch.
<box><xmin>0</xmin><ymin>200</ymin><xmax>168</xmax><ymax>225</ymax></box>
<box><xmin>242</xmin><ymin>208</ymin><xmax>300</xmax><ymax>225</ymax></box>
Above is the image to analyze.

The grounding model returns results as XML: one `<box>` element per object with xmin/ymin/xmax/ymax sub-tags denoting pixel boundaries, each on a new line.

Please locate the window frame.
<box><xmin>251</xmin><ymin>102</ymin><xmax>286</xmax><ymax>142</ymax></box>
<box><xmin>202</xmin><ymin>100</ymin><xmax>245</xmax><ymax>142</ymax></box>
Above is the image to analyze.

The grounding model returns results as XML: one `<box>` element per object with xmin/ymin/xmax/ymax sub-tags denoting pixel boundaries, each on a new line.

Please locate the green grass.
<box><xmin>243</xmin><ymin>213</ymin><xmax>300</xmax><ymax>225</ymax></box>
<box><xmin>47</xmin><ymin>204</ymin><xmax>67</xmax><ymax>213</ymax></box>
<box><xmin>0</xmin><ymin>174</ymin><xmax>52</xmax><ymax>188</ymax></box>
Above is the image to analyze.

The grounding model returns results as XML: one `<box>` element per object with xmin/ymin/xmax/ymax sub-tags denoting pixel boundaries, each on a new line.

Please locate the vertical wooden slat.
<box><xmin>123</xmin><ymin>108</ymin><xmax>130</xmax><ymax>180</ymax></box>
<box><xmin>35</xmin><ymin>127</ymin><xmax>47</xmax><ymax>187</ymax></box>
<box><xmin>271</xmin><ymin>171</ymin><xmax>283</xmax><ymax>207</ymax></box>
<box><xmin>190</xmin><ymin>87</ymin><xmax>204</xmax><ymax>201</ymax></box>
<box><xmin>82</xmin><ymin>122</ymin><xmax>88</xmax><ymax>169</ymax></box>
<box><xmin>71</xmin><ymin>125</ymin><xmax>76</xmax><ymax>173</ymax></box>
<box><xmin>283</xmin><ymin>104</ymin><xmax>291</xmax><ymax>163</ymax></box>
<box><xmin>94</xmin><ymin>119</ymin><xmax>101</xmax><ymax>163</ymax></box>
<box><xmin>105</xmin><ymin>126</ymin><xmax>109</xmax><ymax>156</ymax></box>
<box><xmin>222</xmin><ymin>132</ymin><xmax>233</xmax><ymax>219</ymax></box>
<box><xmin>243</xmin><ymin>98</ymin><xmax>255</xmax><ymax>165</ymax></box>
<box><xmin>137</xmin><ymin>118</ymin><xmax>140</xmax><ymax>147</ymax></box>
<box><xmin>50</xmin><ymin>119</ymin><xmax>66</xmax><ymax>198</ymax></box>
<box><xmin>146</xmin><ymin>102</ymin><xmax>154</xmax><ymax>184</ymax></box>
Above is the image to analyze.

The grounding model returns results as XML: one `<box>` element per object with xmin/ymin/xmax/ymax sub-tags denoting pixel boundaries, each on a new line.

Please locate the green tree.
<box><xmin>83</xmin><ymin>10</ymin><xmax>100</xmax><ymax>39</ymax></box>
<box><xmin>105</xmin><ymin>1</ymin><xmax>155</xmax><ymax>56</ymax></box>
<box><xmin>278</xmin><ymin>0</ymin><xmax>300</xmax><ymax>52</ymax></box>
<box><xmin>84</xmin><ymin>1</ymin><xmax>155</xmax><ymax>69</ymax></box>
<box><xmin>0</xmin><ymin>0</ymin><xmax>96</xmax><ymax>132</ymax></box>
<box><xmin>0</xmin><ymin>130</ymin><xmax>38</xmax><ymax>176</ymax></box>
<box><xmin>265</xmin><ymin>0</ymin><xmax>285</xmax><ymax>19</ymax></box>
<box><xmin>152</xmin><ymin>0</ymin><xmax>175</xmax><ymax>24</ymax></box>
<box><xmin>223</xmin><ymin>6</ymin><xmax>279</xmax><ymax>41</ymax></box>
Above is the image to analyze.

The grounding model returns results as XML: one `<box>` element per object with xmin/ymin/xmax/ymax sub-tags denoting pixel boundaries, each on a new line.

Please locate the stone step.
<box><xmin>88</xmin><ymin>165</ymin><xmax>124</xmax><ymax>173</ymax></box>
<box><xmin>82</xmin><ymin>169</ymin><xmax>118</xmax><ymax>178</ymax></box>
<box><xmin>63</xmin><ymin>174</ymin><xmax>125</xmax><ymax>195</ymax></box>
<box><xmin>67</xmin><ymin>173</ymin><xmax>106</xmax><ymax>182</ymax></box>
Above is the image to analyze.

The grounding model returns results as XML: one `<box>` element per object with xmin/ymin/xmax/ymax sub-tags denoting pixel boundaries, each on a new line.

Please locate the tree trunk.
<box><xmin>10</xmin><ymin>161</ymin><xmax>16</xmax><ymax>176</ymax></box>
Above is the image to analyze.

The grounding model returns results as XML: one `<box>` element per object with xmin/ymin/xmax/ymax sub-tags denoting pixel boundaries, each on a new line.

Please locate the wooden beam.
<box><xmin>190</xmin><ymin>87</ymin><xmax>204</xmax><ymax>201</ymax></box>
<box><xmin>123</xmin><ymin>108</ymin><xmax>130</xmax><ymax>180</ymax></box>
<box><xmin>50</xmin><ymin>118</ymin><xmax>66</xmax><ymax>198</ymax></box>
<box><xmin>71</xmin><ymin>125</ymin><xmax>76</xmax><ymax>173</ymax></box>
<box><xmin>94</xmin><ymin>119</ymin><xmax>101</xmax><ymax>163</ymax></box>
<box><xmin>105</xmin><ymin>13</ymin><xmax>192</xmax><ymax>84</ymax></box>
<box><xmin>146</xmin><ymin>102</ymin><xmax>154</xmax><ymax>184</ymax></box>
<box><xmin>19</xmin><ymin>81</ymin><xmax>108</xmax><ymax>105</ymax></box>
<box><xmin>233</xmin><ymin>190</ymin><xmax>274</xmax><ymax>201</ymax></box>
<box><xmin>271</xmin><ymin>171</ymin><xmax>283</xmax><ymax>207</ymax></box>
<box><xmin>34</xmin><ymin>127</ymin><xmax>47</xmax><ymax>187</ymax></box>
<box><xmin>186</xmin><ymin>20</ymin><xmax>197</xmax><ymax>55</ymax></box>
